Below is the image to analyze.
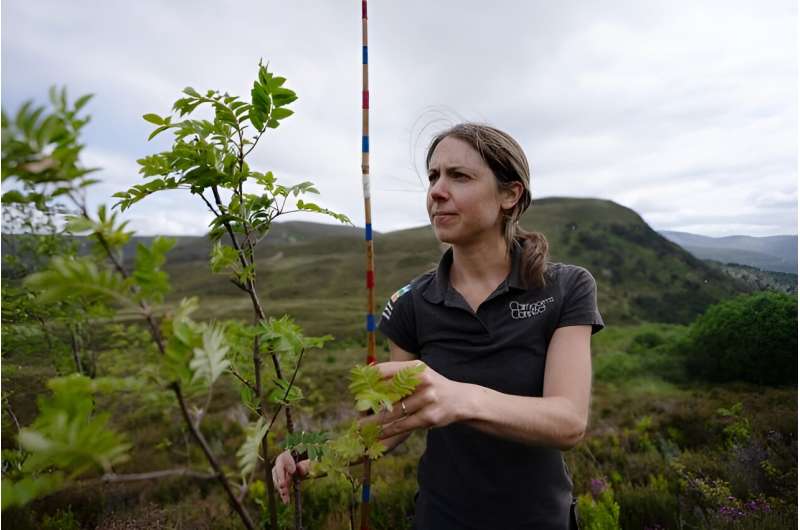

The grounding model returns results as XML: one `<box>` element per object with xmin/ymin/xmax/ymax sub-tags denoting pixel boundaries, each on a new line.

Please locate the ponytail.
<box><xmin>510</xmin><ymin>225</ymin><xmax>550</xmax><ymax>289</ymax></box>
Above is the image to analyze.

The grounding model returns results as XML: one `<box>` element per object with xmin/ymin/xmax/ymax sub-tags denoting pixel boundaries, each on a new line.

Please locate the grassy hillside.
<box><xmin>154</xmin><ymin>198</ymin><xmax>751</xmax><ymax>339</ymax></box>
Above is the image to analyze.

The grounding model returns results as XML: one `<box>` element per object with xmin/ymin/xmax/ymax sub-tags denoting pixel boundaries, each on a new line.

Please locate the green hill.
<box><xmin>157</xmin><ymin>198</ymin><xmax>750</xmax><ymax>339</ymax></box>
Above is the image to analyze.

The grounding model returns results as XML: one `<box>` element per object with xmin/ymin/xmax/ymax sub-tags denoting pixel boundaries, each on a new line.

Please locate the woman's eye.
<box><xmin>427</xmin><ymin>173</ymin><xmax>437</xmax><ymax>182</ymax></box>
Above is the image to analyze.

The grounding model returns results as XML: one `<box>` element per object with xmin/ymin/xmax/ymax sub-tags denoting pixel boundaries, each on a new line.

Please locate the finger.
<box><xmin>372</xmin><ymin>360</ymin><xmax>426</xmax><ymax>379</ymax></box>
<box><xmin>357</xmin><ymin>407</ymin><xmax>389</xmax><ymax>428</ymax></box>
<box><xmin>378</xmin><ymin>411</ymin><xmax>425</xmax><ymax>440</ymax></box>
<box><xmin>363</xmin><ymin>391</ymin><xmax>427</xmax><ymax>427</ymax></box>
<box><xmin>297</xmin><ymin>460</ymin><xmax>311</xmax><ymax>477</ymax></box>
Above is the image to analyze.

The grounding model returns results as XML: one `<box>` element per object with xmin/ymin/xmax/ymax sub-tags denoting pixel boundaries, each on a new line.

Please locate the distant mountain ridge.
<box><xmin>5</xmin><ymin>198</ymin><xmax>781</xmax><ymax>338</ymax></box>
<box><xmin>659</xmin><ymin>230</ymin><xmax>797</xmax><ymax>274</ymax></box>
<box><xmin>149</xmin><ymin>197</ymin><xmax>756</xmax><ymax>336</ymax></box>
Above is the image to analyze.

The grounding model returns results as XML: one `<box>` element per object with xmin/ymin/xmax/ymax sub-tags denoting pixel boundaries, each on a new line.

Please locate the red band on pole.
<box><xmin>362</xmin><ymin>1</ymin><xmax>367</xmax><ymax>19</ymax></box>
<box><xmin>366</xmin><ymin>270</ymin><xmax>375</xmax><ymax>288</ymax></box>
<box><xmin>362</xmin><ymin>90</ymin><xmax>369</xmax><ymax>109</ymax></box>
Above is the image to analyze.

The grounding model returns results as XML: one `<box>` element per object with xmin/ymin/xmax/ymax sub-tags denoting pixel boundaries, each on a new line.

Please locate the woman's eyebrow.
<box><xmin>431</xmin><ymin>165</ymin><xmax>471</xmax><ymax>174</ymax></box>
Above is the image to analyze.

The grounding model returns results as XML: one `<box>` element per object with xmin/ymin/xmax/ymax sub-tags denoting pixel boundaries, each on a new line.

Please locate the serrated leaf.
<box><xmin>237</xmin><ymin>417</ymin><xmax>267</xmax><ymax>478</ymax></box>
<box><xmin>189</xmin><ymin>324</ymin><xmax>230</xmax><ymax>386</ymax></box>
<box><xmin>24</xmin><ymin>256</ymin><xmax>131</xmax><ymax>306</ymax></box>
<box><xmin>267</xmin><ymin>378</ymin><xmax>303</xmax><ymax>406</ymax></box>
<box><xmin>210</xmin><ymin>242</ymin><xmax>239</xmax><ymax>274</ymax></box>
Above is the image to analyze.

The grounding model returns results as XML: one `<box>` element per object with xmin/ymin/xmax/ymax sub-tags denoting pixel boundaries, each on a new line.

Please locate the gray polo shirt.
<box><xmin>378</xmin><ymin>242</ymin><xmax>604</xmax><ymax>530</ymax></box>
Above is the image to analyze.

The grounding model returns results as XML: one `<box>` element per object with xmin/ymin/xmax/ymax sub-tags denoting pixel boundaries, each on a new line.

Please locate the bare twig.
<box><xmin>229</xmin><ymin>367</ymin><xmax>256</xmax><ymax>394</ymax></box>
<box><xmin>172</xmin><ymin>382</ymin><xmax>256</xmax><ymax>530</ymax></box>
<box><xmin>78</xmin><ymin>467</ymin><xmax>216</xmax><ymax>487</ymax></box>
<box><xmin>3</xmin><ymin>399</ymin><xmax>21</xmax><ymax>433</ymax></box>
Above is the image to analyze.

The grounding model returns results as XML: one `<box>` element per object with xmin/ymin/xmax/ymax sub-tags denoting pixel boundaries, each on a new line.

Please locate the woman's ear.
<box><xmin>500</xmin><ymin>182</ymin><xmax>524</xmax><ymax>210</ymax></box>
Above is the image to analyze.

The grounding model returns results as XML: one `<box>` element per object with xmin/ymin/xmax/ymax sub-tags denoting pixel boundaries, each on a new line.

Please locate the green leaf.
<box><xmin>271</xmin><ymin>108</ymin><xmax>294</xmax><ymax>120</ymax></box>
<box><xmin>24</xmin><ymin>256</ymin><xmax>132</xmax><ymax>306</ymax></box>
<box><xmin>282</xmin><ymin>431</ymin><xmax>328</xmax><ymax>461</ymax></box>
<box><xmin>183</xmin><ymin>87</ymin><xmax>201</xmax><ymax>98</ymax></box>
<box><xmin>348</xmin><ymin>363</ymin><xmax>425</xmax><ymax>415</ymax></box>
<box><xmin>237</xmin><ymin>417</ymin><xmax>268</xmax><ymax>478</ymax></box>
<box><xmin>132</xmin><ymin>236</ymin><xmax>175</xmax><ymax>303</ymax></box>
<box><xmin>9</xmin><ymin>373</ymin><xmax>132</xmax><ymax>507</ymax></box>
<box><xmin>147</xmin><ymin>125</ymin><xmax>170</xmax><ymax>141</ymax></box>
<box><xmin>163</xmin><ymin>298</ymin><xmax>203</xmax><ymax>385</ymax></box>
<box><xmin>1</xmin><ymin>190</ymin><xmax>27</xmax><ymax>204</ymax></box>
<box><xmin>189</xmin><ymin>324</ymin><xmax>231</xmax><ymax>386</ymax></box>
<box><xmin>74</xmin><ymin>94</ymin><xmax>94</xmax><ymax>112</ymax></box>
<box><xmin>143</xmin><ymin>113</ymin><xmax>164</xmax><ymax>125</ymax></box>
<box><xmin>64</xmin><ymin>215</ymin><xmax>95</xmax><ymax>234</ymax></box>
<box><xmin>210</xmin><ymin>242</ymin><xmax>240</xmax><ymax>274</ymax></box>
<box><xmin>267</xmin><ymin>378</ymin><xmax>304</xmax><ymax>406</ymax></box>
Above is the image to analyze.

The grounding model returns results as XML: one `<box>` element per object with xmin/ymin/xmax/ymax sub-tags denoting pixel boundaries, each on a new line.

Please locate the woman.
<box><xmin>273</xmin><ymin>123</ymin><xmax>604</xmax><ymax>529</ymax></box>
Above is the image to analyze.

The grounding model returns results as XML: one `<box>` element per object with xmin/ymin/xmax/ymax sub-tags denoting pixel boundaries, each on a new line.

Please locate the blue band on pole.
<box><xmin>362</xmin><ymin>135</ymin><xmax>369</xmax><ymax>153</ymax></box>
<box><xmin>362</xmin><ymin>484</ymin><xmax>371</xmax><ymax>503</ymax></box>
<box><xmin>365</xmin><ymin>223</ymin><xmax>372</xmax><ymax>241</ymax></box>
<box><xmin>363</xmin><ymin>46</ymin><xmax>368</xmax><ymax>64</ymax></box>
<box><xmin>366</xmin><ymin>314</ymin><xmax>376</xmax><ymax>331</ymax></box>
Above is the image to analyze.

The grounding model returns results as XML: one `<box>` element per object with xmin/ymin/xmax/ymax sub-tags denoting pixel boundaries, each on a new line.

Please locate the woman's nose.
<box><xmin>429</xmin><ymin>177</ymin><xmax>448</xmax><ymax>200</ymax></box>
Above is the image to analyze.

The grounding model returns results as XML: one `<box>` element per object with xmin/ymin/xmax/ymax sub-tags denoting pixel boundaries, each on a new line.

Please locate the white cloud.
<box><xmin>2</xmin><ymin>0</ymin><xmax>796</xmax><ymax>237</ymax></box>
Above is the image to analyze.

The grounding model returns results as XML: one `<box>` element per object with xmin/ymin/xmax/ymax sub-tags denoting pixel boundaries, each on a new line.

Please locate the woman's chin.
<box><xmin>431</xmin><ymin>226</ymin><xmax>460</xmax><ymax>245</ymax></box>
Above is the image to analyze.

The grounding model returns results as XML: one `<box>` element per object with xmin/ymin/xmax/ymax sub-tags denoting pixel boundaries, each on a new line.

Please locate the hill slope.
<box><xmin>159</xmin><ymin>198</ymin><xmax>750</xmax><ymax>337</ymax></box>
<box><xmin>659</xmin><ymin>230</ymin><xmax>797</xmax><ymax>274</ymax></box>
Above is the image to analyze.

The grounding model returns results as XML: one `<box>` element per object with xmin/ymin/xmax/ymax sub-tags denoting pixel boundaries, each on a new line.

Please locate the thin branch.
<box><xmin>242</xmin><ymin>131</ymin><xmax>264</xmax><ymax>159</ymax></box>
<box><xmin>4</xmin><ymin>399</ymin><xmax>21</xmax><ymax>433</ymax></box>
<box><xmin>77</xmin><ymin>468</ymin><xmax>216</xmax><ymax>487</ymax></box>
<box><xmin>229</xmin><ymin>367</ymin><xmax>256</xmax><ymax>394</ymax></box>
<box><xmin>266</xmin><ymin>348</ymin><xmax>306</xmax><ymax>433</ymax></box>
<box><xmin>198</xmin><ymin>192</ymin><xmax>221</xmax><ymax>217</ymax></box>
<box><xmin>194</xmin><ymin>384</ymin><xmax>215</xmax><ymax>431</ymax></box>
<box><xmin>171</xmin><ymin>382</ymin><xmax>256</xmax><ymax>530</ymax></box>
<box><xmin>228</xmin><ymin>277</ymin><xmax>250</xmax><ymax>293</ymax></box>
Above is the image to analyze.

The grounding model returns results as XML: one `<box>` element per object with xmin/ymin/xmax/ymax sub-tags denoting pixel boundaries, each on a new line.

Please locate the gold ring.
<box><xmin>400</xmin><ymin>400</ymin><xmax>408</xmax><ymax>416</ymax></box>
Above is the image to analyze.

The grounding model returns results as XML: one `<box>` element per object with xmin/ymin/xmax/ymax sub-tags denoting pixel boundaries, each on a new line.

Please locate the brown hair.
<box><xmin>425</xmin><ymin>122</ymin><xmax>550</xmax><ymax>288</ymax></box>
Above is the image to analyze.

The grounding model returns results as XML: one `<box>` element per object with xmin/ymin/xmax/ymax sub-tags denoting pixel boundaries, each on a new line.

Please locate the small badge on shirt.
<box><xmin>382</xmin><ymin>283</ymin><xmax>413</xmax><ymax>320</ymax></box>
<box><xmin>509</xmin><ymin>297</ymin><xmax>555</xmax><ymax>319</ymax></box>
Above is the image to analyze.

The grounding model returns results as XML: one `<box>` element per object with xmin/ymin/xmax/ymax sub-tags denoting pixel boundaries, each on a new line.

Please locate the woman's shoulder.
<box><xmin>387</xmin><ymin>270</ymin><xmax>436</xmax><ymax>304</ymax></box>
<box><xmin>544</xmin><ymin>262</ymin><xmax>597</xmax><ymax>287</ymax></box>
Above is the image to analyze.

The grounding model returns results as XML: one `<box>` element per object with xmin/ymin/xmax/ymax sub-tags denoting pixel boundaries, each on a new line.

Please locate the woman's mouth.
<box><xmin>433</xmin><ymin>213</ymin><xmax>457</xmax><ymax>223</ymax></box>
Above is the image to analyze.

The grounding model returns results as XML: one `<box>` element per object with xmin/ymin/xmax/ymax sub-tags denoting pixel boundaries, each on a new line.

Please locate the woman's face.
<box><xmin>426</xmin><ymin>136</ymin><xmax>520</xmax><ymax>246</ymax></box>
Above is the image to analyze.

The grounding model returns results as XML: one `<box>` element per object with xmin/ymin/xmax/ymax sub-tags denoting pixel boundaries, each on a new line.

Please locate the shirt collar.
<box><xmin>422</xmin><ymin>241</ymin><xmax>526</xmax><ymax>305</ymax></box>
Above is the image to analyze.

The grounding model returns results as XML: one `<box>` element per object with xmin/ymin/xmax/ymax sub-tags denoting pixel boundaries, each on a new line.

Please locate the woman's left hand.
<box><xmin>361</xmin><ymin>360</ymin><xmax>471</xmax><ymax>440</ymax></box>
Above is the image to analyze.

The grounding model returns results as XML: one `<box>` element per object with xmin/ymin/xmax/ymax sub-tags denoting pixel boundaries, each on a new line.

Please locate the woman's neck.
<box><xmin>450</xmin><ymin>236</ymin><xmax>511</xmax><ymax>289</ymax></box>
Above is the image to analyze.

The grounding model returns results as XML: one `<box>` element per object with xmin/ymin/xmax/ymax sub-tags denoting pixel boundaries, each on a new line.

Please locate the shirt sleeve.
<box><xmin>377</xmin><ymin>284</ymin><xmax>420</xmax><ymax>354</ymax></box>
<box><xmin>557</xmin><ymin>266</ymin><xmax>605</xmax><ymax>335</ymax></box>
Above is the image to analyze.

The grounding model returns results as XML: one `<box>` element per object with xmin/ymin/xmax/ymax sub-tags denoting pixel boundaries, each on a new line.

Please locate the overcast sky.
<box><xmin>2</xmin><ymin>0</ymin><xmax>797</xmax><ymax>237</ymax></box>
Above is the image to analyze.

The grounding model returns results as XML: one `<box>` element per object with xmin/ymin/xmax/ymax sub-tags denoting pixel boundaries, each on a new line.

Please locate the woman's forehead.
<box><xmin>429</xmin><ymin>136</ymin><xmax>488</xmax><ymax>171</ymax></box>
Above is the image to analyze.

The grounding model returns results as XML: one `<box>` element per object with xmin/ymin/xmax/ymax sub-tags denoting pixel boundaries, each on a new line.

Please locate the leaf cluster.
<box><xmin>2</xmin><ymin>86</ymin><xmax>98</xmax><ymax>207</ymax></box>
<box><xmin>349</xmin><ymin>363</ymin><xmax>426</xmax><ymax>415</ymax></box>
<box><xmin>1</xmin><ymin>374</ymin><xmax>136</xmax><ymax>509</ymax></box>
<box><xmin>112</xmin><ymin>61</ymin><xmax>350</xmax><ymax>258</ymax></box>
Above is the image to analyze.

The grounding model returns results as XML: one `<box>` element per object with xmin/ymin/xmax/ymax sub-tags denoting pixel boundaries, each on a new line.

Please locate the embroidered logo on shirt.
<box><xmin>509</xmin><ymin>297</ymin><xmax>555</xmax><ymax>319</ymax></box>
<box><xmin>382</xmin><ymin>283</ymin><xmax>412</xmax><ymax>320</ymax></box>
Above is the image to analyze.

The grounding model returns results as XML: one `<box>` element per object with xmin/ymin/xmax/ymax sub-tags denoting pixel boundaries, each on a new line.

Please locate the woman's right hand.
<box><xmin>271</xmin><ymin>450</ymin><xmax>311</xmax><ymax>504</ymax></box>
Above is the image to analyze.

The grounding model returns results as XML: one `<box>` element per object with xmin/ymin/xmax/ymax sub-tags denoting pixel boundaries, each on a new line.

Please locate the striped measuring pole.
<box><xmin>360</xmin><ymin>1</ymin><xmax>376</xmax><ymax>529</ymax></box>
